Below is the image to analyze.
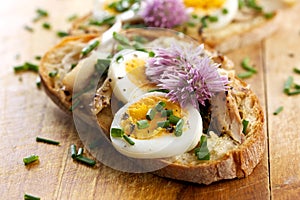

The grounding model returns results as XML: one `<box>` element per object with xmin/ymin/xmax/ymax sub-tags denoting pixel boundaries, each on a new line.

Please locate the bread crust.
<box><xmin>39</xmin><ymin>29</ymin><xmax>265</xmax><ymax>185</ymax></box>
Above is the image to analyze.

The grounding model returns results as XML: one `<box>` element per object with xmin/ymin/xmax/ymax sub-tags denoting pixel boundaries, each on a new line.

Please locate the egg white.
<box><xmin>110</xmin><ymin>92</ymin><xmax>203</xmax><ymax>159</ymax></box>
<box><xmin>108</xmin><ymin>49</ymin><xmax>155</xmax><ymax>103</ymax></box>
<box><xmin>187</xmin><ymin>0</ymin><xmax>238</xmax><ymax>29</ymax></box>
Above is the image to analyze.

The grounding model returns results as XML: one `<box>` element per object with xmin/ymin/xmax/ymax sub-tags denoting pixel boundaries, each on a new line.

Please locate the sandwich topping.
<box><xmin>57</xmin><ymin>30</ymin><xmax>253</xmax><ymax>161</ymax></box>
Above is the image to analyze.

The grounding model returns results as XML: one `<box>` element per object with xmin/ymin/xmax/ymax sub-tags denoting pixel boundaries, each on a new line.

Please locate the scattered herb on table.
<box><xmin>70</xmin><ymin>144</ymin><xmax>97</xmax><ymax>166</ymax></box>
<box><xmin>13</xmin><ymin>62</ymin><xmax>39</xmax><ymax>73</ymax></box>
<box><xmin>56</xmin><ymin>31</ymin><xmax>69</xmax><ymax>38</ymax></box>
<box><xmin>33</xmin><ymin>8</ymin><xmax>48</xmax><ymax>22</ymax></box>
<box><xmin>23</xmin><ymin>154</ymin><xmax>39</xmax><ymax>165</ymax></box>
<box><xmin>36</xmin><ymin>137</ymin><xmax>60</xmax><ymax>145</ymax></box>
<box><xmin>24</xmin><ymin>193</ymin><xmax>40</xmax><ymax>200</ymax></box>
<box><xmin>238</xmin><ymin>57</ymin><xmax>257</xmax><ymax>79</ymax></box>
<box><xmin>42</xmin><ymin>22</ymin><xmax>51</xmax><ymax>30</ymax></box>
<box><xmin>24</xmin><ymin>25</ymin><xmax>34</xmax><ymax>32</ymax></box>
<box><xmin>273</xmin><ymin>106</ymin><xmax>283</xmax><ymax>115</ymax></box>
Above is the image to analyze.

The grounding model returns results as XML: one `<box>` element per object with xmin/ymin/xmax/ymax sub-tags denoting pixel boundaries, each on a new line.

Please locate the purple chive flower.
<box><xmin>145</xmin><ymin>43</ymin><xmax>229</xmax><ymax>108</ymax></box>
<box><xmin>140</xmin><ymin>0</ymin><xmax>189</xmax><ymax>28</ymax></box>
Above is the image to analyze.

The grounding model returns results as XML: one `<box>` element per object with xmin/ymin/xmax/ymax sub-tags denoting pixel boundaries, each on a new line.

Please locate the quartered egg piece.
<box><xmin>110</xmin><ymin>92</ymin><xmax>203</xmax><ymax>159</ymax></box>
<box><xmin>184</xmin><ymin>0</ymin><xmax>238</xmax><ymax>29</ymax></box>
<box><xmin>108</xmin><ymin>49</ymin><xmax>157</xmax><ymax>103</ymax></box>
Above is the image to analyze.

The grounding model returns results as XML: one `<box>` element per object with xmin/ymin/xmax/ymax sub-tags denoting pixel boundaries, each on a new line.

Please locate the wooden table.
<box><xmin>1</xmin><ymin>1</ymin><xmax>300</xmax><ymax>199</ymax></box>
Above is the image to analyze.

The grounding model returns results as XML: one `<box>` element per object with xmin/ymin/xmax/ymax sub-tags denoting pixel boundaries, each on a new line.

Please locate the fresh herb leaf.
<box><xmin>284</xmin><ymin>76</ymin><xmax>293</xmax><ymax>94</ymax></box>
<box><xmin>113</xmin><ymin>32</ymin><xmax>131</xmax><ymax>46</ymax></box>
<box><xmin>273</xmin><ymin>106</ymin><xmax>283</xmax><ymax>115</ymax></box>
<box><xmin>242</xmin><ymin>119</ymin><xmax>249</xmax><ymax>134</ymax></box>
<box><xmin>195</xmin><ymin>135</ymin><xmax>210</xmax><ymax>160</ymax></box>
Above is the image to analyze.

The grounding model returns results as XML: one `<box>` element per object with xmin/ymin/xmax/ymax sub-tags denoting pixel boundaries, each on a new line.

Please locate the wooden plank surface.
<box><xmin>0</xmin><ymin>0</ymin><xmax>299</xmax><ymax>199</ymax></box>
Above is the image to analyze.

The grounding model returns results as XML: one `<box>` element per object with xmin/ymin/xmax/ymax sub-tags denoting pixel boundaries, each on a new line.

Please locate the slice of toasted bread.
<box><xmin>40</xmin><ymin>28</ymin><xmax>265</xmax><ymax>184</ymax></box>
<box><xmin>68</xmin><ymin>0</ymin><xmax>295</xmax><ymax>52</ymax></box>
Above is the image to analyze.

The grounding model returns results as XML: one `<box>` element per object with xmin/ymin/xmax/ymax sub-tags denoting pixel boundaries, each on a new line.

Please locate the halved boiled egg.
<box><xmin>108</xmin><ymin>49</ymin><xmax>157</xmax><ymax>103</ymax></box>
<box><xmin>110</xmin><ymin>92</ymin><xmax>202</xmax><ymax>159</ymax></box>
<box><xmin>184</xmin><ymin>0</ymin><xmax>238</xmax><ymax>29</ymax></box>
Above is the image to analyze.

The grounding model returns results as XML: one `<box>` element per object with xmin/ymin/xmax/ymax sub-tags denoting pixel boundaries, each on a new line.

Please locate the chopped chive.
<box><xmin>238</xmin><ymin>0</ymin><xmax>245</xmax><ymax>9</ymax></box>
<box><xmin>122</xmin><ymin>23</ymin><xmax>146</xmax><ymax>29</ymax></box>
<box><xmin>113</xmin><ymin>32</ymin><xmax>131</xmax><ymax>46</ymax></box>
<box><xmin>42</xmin><ymin>22</ymin><xmax>51</xmax><ymax>29</ymax></box>
<box><xmin>67</xmin><ymin>14</ymin><xmax>78</xmax><ymax>22</ymax></box>
<box><xmin>36</xmin><ymin>8</ymin><xmax>48</xmax><ymax>17</ymax></box>
<box><xmin>241</xmin><ymin>57</ymin><xmax>257</xmax><ymax>73</ymax></box>
<box><xmin>48</xmin><ymin>70</ymin><xmax>58</xmax><ymax>77</ymax></box>
<box><xmin>23</xmin><ymin>154</ymin><xmax>39</xmax><ymax>165</ymax></box>
<box><xmin>242</xmin><ymin>119</ymin><xmax>249</xmax><ymax>134</ymax></box>
<box><xmin>287</xmin><ymin>89</ymin><xmax>300</xmax><ymax>95</ymax></box>
<box><xmin>148</xmin><ymin>51</ymin><xmax>155</xmax><ymax>57</ymax></box>
<box><xmin>157</xmin><ymin>120</ymin><xmax>170</xmax><ymax>128</ymax></box>
<box><xmin>36</xmin><ymin>136</ymin><xmax>59</xmax><ymax>145</ymax></box>
<box><xmin>35</xmin><ymin>55</ymin><xmax>41</xmax><ymax>60</ymax></box>
<box><xmin>222</xmin><ymin>8</ymin><xmax>228</xmax><ymax>14</ymax></box>
<box><xmin>77</xmin><ymin>148</ymin><xmax>84</xmax><ymax>156</ymax></box>
<box><xmin>137</xmin><ymin>120</ymin><xmax>150</xmax><ymax>129</ymax></box>
<box><xmin>264</xmin><ymin>12</ymin><xmax>275</xmax><ymax>19</ymax></box>
<box><xmin>169</xmin><ymin>115</ymin><xmax>181</xmax><ymax>125</ymax></box>
<box><xmin>293</xmin><ymin>67</ymin><xmax>300</xmax><ymax>74</ymax></box>
<box><xmin>294</xmin><ymin>83</ymin><xmax>300</xmax><ymax>89</ymax></box>
<box><xmin>187</xmin><ymin>21</ymin><xmax>196</xmax><ymax>27</ymax></box>
<box><xmin>111</xmin><ymin>127</ymin><xmax>124</xmax><ymax>137</ymax></box>
<box><xmin>122</xmin><ymin>135</ymin><xmax>135</xmax><ymax>145</ymax></box>
<box><xmin>25</xmin><ymin>62</ymin><xmax>39</xmax><ymax>72</ymax></box>
<box><xmin>208</xmin><ymin>15</ymin><xmax>218</xmax><ymax>22</ymax></box>
<box><xmin>175</xmin><ymin>119</ymin><xmax>184</xmax><ymax>137</ymax></box>
<box><xmin>36</xmin><ymin>76</ymin><xmax>41</xmax><ymax>88</ymax></box>
<box><xmin>24</xmin><ymin>25</ymin><xmax>34</xmax><ymax>32</ymax></box>
<box><xmin>146</xmin><ymin>108</ymin><xmax>156</xmax><ymax>120</ymax></box>
<box><xmin>237</xmin><ymin>71</ymin><xmax>254</xmax><ymax>79</ymax></box>
<box><xmin>24</xmin><ymin>193</ymin><xmax>40</xmax><ymax>200</ymax></box>
<box><xmin>273</xmin><ymin>106</ymin><xmax>283</xmax><ymax>115</ymax></box>
<box><xmin>75</xmin><ymin>155</ymin><xmax>96</xmax><ymax>167</ymax></box>
<box><xmin>116</xmin><ymin>55</ymin><xmax>124</xmax><ymax>63</ymax></box>
<box><xmin>14</xmin><ymin>62</ymin><xmax>39</xmax><ymax>73</ymax></box>
<box><xmin>195</xmin><ymin>135</ymin><xmax>210</xmax><ymax>160</ymax></box>
<box><xmin>33</xmin><ymin>8</ymin><xmax>48</xmax><ymax>22</ymax></box>
<box><xmin>57</xmin><ymin>31</ymin><xmax>69</xmax><ymax>37</ymax></box>
<box><xmin>70</xmin><ymin>144</ymin><xmax>77</xmax><ymax>158</ymax></box>
<box><xmin>284</xmin><ymin>76</ymin><xmax>293</xmax><ymax>94</ymax></box>
<box><xmin>95</xmin><ymin>59</ymin><xmax>110</xmax><ymax>76</ymax></box>
<box><xmin>14</xmin><ymin>65</ymin><xmax>26</xmax><ymax>72</ymax></box>
<box><xmin>148</xmin><ymin>88</ymin><xmax>169</xmax><ymax>93</ymax></box>
<box><xmin>132</xmin><ymin>35</ymin><xmax>149</xmax><ymax>44</ymax></box>
<box><xmin>192</xmin><ymin>14</ymin><xmax>198</xmax><ymax>19</ymax></box>
<box><xmin>69</xmin><ymin>99</ymin><xmax>80</xmax><ymax>111</ymax></box>
<box><xmin>155</xmin><ymin>101</ymin><xmax>166</xmax><ymax>112</ymax></box>
<box><xmin>81</xmin><ymin>40</ymin><xmax>99</xmax><ymax>56</ymax></box>
<box><xmin>89</xmin><ymin>15</ymin><xmax>116</xmax><ymax>26</ymax></box>
<box><xmin>200</xmin><ymin>16</ymin><xmax>208</xmax><ymax>28</ymax></box>
<box><xmin>71</xmin><ymin>63</ymin><xmax>77</xmax><ymax>70</ymax></box>
<box><xmin>161</xmin><ymin>109</ymin><xmax>173</xmax><ymax>117</ymax></box>
<box><xmin>247</xmin><ymin>0</ymin><xmax>263</xmax><ymax>11</ymax></box>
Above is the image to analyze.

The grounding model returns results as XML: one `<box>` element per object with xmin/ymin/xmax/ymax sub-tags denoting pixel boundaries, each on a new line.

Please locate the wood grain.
<box><xmin>1</xmin><ymin>0</ymin><xmax>300</xmax><ymax>199</ymax></box>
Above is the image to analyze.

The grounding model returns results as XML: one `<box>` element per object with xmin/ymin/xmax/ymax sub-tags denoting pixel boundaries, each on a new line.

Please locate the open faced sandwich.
<box><xmin>39</xmin><ymin>28</ymin><xmax>265</xmax><ymax>185</ymax></box>
<box><xmin>70</xmin><ymin>0</ymin><xmax>296</xmax><ymax>52</ymax></box>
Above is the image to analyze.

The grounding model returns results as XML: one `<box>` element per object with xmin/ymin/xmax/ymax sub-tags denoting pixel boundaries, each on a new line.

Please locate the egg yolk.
<box><xmin>121</xmin><ymin>96</ymin><xmax>183</xmax><ymax>139</ymax></box>
<box><xmin>125</xmin><ymin>57</ymin><xmax>156</xmax><ymax>91</ymax></box>
<box><xmin>183</xmin><ymin>0</ymin><xmax>226</xmax><ymax>10</ymax></box>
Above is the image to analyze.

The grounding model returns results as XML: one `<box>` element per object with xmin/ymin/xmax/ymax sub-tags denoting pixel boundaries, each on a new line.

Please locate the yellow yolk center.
<box><xmin>125</xmin><ymin>57</ymin><xmax>156</xmax><ymax>91</ymax></box>
<box><xmin>121</xmin><ymin>96</ymin><xmax>183</xmax><ymax>139</ymax></box>
<box><xmin>183</xmin><ymin>0</ymin><xmax>226</xmax><ymax>10</ymax></box>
